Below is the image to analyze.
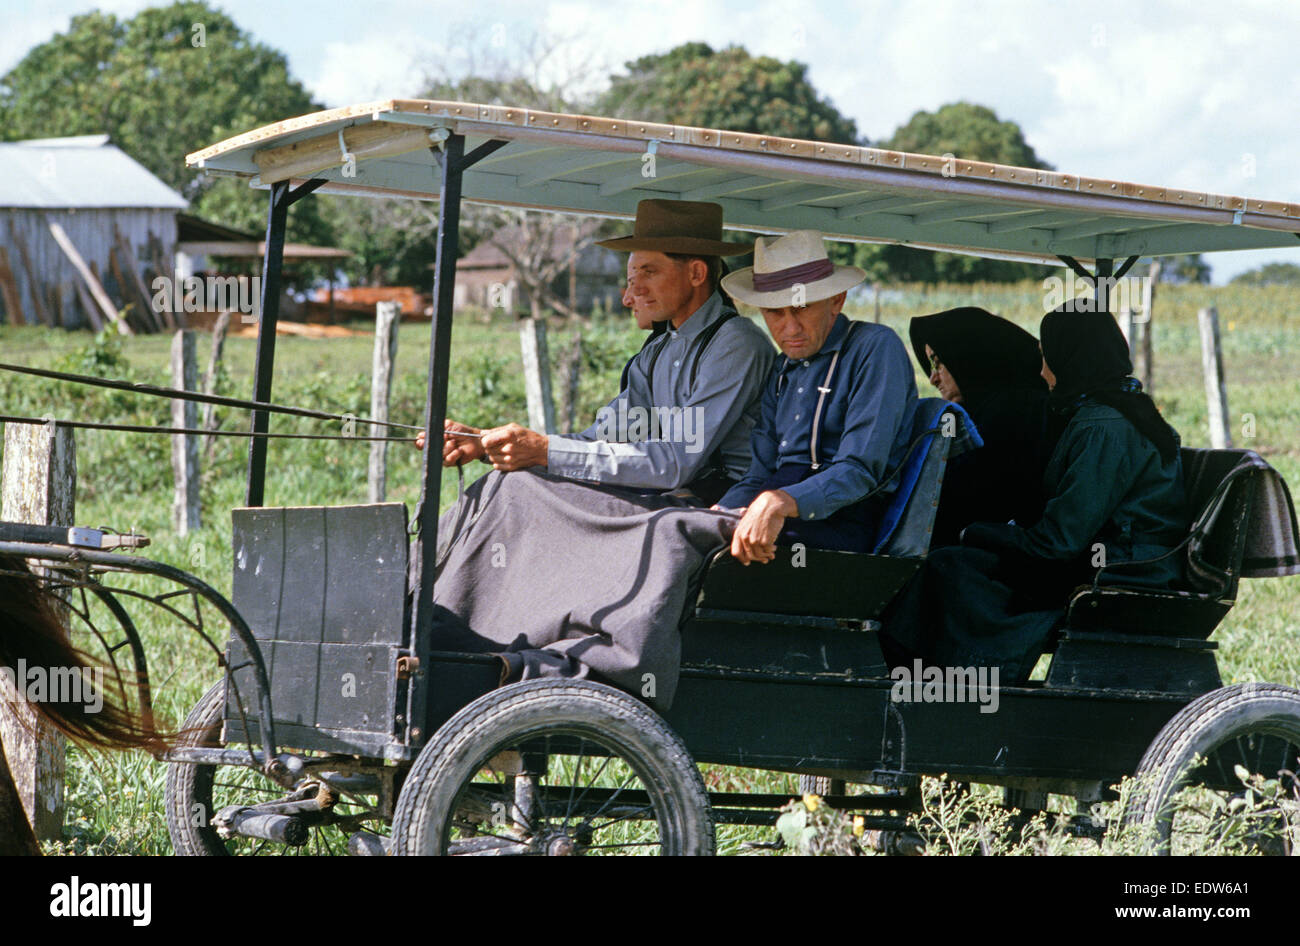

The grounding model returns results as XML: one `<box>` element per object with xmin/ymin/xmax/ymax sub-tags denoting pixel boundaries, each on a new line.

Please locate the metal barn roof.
<box><xmin>188</xmin><ymin>99</ymin><xmax>1300</xmax><ymax>266</ymax></box>
<box><xmin>0</xmin><ymin>135</ymin><xmax>188</xmax><ymax>210</ymax></box>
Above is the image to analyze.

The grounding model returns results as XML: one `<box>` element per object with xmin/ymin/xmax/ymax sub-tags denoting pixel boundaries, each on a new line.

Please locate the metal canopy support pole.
<box><xmin>408</xmin><ymin>135</ymin><xmax>508</xmax><ymax>745</ymax></box>
<box><xmin>245</xmin><ymin>180</ymin><xmax>290</xmax><ymax>507</ymax></box>
<box><xmin>1060</xmin><ymin>255</ymin><xmax>1118</xmax><ymax>313</ymax></box>
<box><xmin>1094</xmin><ymin>257</ymin><xmax>1114</xmax><ymax>313</ymax></box>
<box><xmin>245</xmin><ymin>178</ymin><xmax>328</xmax><ymax>507</ymax></box>
<box><xmin>1112</xmin><ymin>254</ymin><xmax>1141</xmax><ymax>281</ymax></box>
<box><xmin>408</xmin><ymin>133</ymin><xmax>466</xmax><ymax>745</ymax></box>
<box><xmin>1056</xmin><ymin>255</ymin><xmax>1093</xmax><ymax>284</ymax></box>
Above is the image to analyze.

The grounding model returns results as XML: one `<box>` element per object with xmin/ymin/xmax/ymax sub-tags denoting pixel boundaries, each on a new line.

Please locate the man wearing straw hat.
<box><xmin>425</xmin><ymin>199</ymin><xmax>775</xmax><ymax>505</ymax></box>
<box><xmin>717</xmin><ymin>230</ymin><xmax>919</xmax><ymax>562</ymax></box>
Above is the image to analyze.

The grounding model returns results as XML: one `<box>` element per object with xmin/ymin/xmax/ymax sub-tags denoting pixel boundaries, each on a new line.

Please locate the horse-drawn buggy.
<box><xmin>4</xmin><ymin>100</ymin><xmax>1299</xmax><ymax>855</ymax></box>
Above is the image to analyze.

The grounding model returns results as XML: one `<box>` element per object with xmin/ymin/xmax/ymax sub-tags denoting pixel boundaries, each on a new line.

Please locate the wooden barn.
<box><xmin>0</xmin><ymin>134</ymin><xmax>187</xmax><ymax>331</ymax></box>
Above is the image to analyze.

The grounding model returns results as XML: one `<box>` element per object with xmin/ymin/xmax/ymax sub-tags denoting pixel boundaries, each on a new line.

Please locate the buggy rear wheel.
<box><xmin>1122</xmin><ymin>683</ymin><xmax>1300</xmax><ymax>855</ymax></box>
<box><xmin>164</xmin><ymin>682</ymin><xmax>382</xmax><ymax>855</ymax></box>
<box><xmin>391</xmin><ymin>679</ymin><xmax>714</xmax><ymax>855</ymax></box>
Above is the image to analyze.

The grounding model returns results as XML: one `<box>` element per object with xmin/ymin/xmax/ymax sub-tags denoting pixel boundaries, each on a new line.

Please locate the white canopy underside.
<box><xmin>188</xmin><ymin>99</ymin><xmax>1300</xmax><ymax>267</ymax></box>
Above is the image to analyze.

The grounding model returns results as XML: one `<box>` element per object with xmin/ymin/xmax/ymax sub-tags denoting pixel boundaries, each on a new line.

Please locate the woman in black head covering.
<box><xmin>1039</xmin><ymin>306</ymin><xmax>1181</xmax><ymax>461</ymax></box>
<box><xmin>908</xmin><ymin>307</ymin><xmax>1054</xmax><ymax>546</ymax></box>
<box><xmin>882</xmin><ymin>304</ymin><xmax>1190</xmax><ymax>683</ymax></box>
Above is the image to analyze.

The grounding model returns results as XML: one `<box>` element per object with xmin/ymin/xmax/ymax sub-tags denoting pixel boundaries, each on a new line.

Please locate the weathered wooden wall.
<box><xmin>0</xmin><ymin>208</ymin><xmax>177</xmax><ymax>328</ymax></box>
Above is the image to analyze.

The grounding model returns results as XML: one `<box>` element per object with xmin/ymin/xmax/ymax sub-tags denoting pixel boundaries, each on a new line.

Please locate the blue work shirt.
<box><xmin>718</xmin><ymin>314</ymin><xmax>919</xmax><ymax>521</ymax></box>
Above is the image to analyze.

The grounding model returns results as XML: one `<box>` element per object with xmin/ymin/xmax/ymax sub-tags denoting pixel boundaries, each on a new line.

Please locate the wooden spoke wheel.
<box><xmin>391</xmin><ymin>679</ymin><xmax>714</xmax><ymax>856</ymax></box>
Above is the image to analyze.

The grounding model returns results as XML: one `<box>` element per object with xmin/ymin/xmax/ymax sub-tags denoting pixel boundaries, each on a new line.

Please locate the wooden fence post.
<box><xmin>1118</xmin><ymin>306</ymin><xmax>1134</xmax><ymax>350</ymax></box>
<box><xmin>557</xmin><ymin>329</ymin><xmax>583</xmax><ymax>432</ymax></box>
<box><xmin>171</xmin><ymin>330</ymin><xmax>200</xmax><ymax>534</ymax></box>
<box><xmin>1135</xmin><ymin>261</ymin><xmax>1158</xmax><ymax>395</ymax></box>
<box><xmin>1198</xmin><ymin>307</ymin><xmax>1233</xmax><ymax>449</ymax></box>
<box><xmin>368</xmin><ymin>301</ymin><xmax>401</xmax><ymax>503</ymax></box>
<box><xmin>1</xmin><ymin>420</ymin><xmax>76</xmax><ymax>842</ymax></box>
<box><xmin>200</xmin><ymin>311</ymin><xmax>231</xmax><ymax>465</ymax></box>
<box><xmin>519</xmin><ymin>316</ymin><xmax>557</xmax><ymax>434</ymax></box>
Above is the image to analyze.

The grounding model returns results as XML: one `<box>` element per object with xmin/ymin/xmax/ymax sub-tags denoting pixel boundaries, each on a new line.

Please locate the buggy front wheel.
<box><xmin>164</xmin><ymin>682</ymin><xmax>383</xmax><ymax>855</ymax></box>
<box><xmin>391</xmin><ymin>679</ymin><xmax>714</xmax><ymax>855</ymax></box>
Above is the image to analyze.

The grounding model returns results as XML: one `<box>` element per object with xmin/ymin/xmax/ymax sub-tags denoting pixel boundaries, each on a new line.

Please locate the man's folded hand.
<box><xmin>730</xmin><ymin>489</ymin><xmax>797</xmax><ymax>565</ymax></box>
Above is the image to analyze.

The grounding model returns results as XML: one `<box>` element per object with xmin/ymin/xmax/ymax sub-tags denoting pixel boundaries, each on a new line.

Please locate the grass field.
<box><xmin>1</xmin><ymin>278</ymin><xmax>1296</xmax><ymax>855</ymax></box>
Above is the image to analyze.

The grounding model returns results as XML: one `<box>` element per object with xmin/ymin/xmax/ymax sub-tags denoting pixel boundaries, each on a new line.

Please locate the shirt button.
<box><xmin>795</xmin><ymin>413</ymin><xmax>801</xmax><ymax>420</ymax></box>
<box><xmin>780</xmin><ymin>440</ymin><xmax>787</xmax><ymax>447</ymax></box>
<box><xmin>808</xmin><ymin>513</ymin><xmax>816</xmax><ymax>519</ymax></box>
<box><xmin>673</xmin><ymin>360</ymin><xmax>680</xmax><ymax>367</ymax></box>
<box><xmin>802</xmin><ymin>360</ymin><xmax>809</xmax><ymax>367</ymax></box>
<box><xmin>797</xmin><ymin>387</ymin><xmax>804</xmax><ymax>393</ymax></box>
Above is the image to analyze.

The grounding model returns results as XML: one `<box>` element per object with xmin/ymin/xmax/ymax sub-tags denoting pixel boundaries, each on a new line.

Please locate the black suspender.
<box><xmin>618</xmin><ymin>308</ymin><xmax>740</xmax><ymax>399</ymax></box>
<box><xmin>613</xmin><ymin>308</ymin><xmax>744</xmax><ymax>490</ymax></box>
<box><xmin>619</xmin><ymin>321</ymin><xmax>668</xmax><ymax>392</ymax></box>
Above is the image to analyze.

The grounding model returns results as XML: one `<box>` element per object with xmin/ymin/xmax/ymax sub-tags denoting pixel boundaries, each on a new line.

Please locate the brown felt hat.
<box><xmin>596</xmin><ymin>199</ymin><xmax>753</xmax><ymax>256</ymax></box>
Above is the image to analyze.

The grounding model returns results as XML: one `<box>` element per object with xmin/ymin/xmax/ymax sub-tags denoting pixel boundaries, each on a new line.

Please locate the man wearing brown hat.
<box><xmin>429</xmin><ymin>199</ymin><xmax>775</xmax><ymax>504</ymax></box>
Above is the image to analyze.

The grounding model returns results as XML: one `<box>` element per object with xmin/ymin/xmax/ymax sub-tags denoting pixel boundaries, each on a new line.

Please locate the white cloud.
<box><xmin>308</xmin><ymin>35</ymin><xmax>432</xmax><ymax>106</ymax></box>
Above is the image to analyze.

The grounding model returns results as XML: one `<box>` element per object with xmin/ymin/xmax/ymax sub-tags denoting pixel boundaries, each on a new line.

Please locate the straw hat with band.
<box><xmin>722</xmin><ymin>230</ymin><xmax>865</xmax><ymax>308</ymax></box>
<box><xmin>596</xmin><ymin>199</ymin><xmax>754</xmax><ymax>256</ymax></box>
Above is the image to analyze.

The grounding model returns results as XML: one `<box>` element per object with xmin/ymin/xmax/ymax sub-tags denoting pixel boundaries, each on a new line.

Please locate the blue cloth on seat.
<box><xmin>872</xmin><ymin>399</ymin><xmax>982</xmax><ymax>553</ymax></box>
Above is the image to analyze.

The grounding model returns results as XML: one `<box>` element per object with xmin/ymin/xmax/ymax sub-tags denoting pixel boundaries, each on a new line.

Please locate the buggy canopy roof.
<box><xmin>188</xmin><ymin>99</ymin><xmax>1300</xmax><ymax>267</ymax></box>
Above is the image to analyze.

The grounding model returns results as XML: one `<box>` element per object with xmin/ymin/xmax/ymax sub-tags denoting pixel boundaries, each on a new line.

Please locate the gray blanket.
<box><xmin>429</xmin><ymin>469</ymin><xmax>738</xmax><ymax>709</ymax></box>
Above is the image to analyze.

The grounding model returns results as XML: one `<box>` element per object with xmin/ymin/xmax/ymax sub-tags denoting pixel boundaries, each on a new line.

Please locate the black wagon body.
<box><xmin>6</xmin><ymin>99</ymin><xmax>1298</xmax><ymax>854</ymax></box>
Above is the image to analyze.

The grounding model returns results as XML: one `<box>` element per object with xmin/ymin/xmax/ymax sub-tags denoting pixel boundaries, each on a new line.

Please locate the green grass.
<box><xmin>2</xmin><ymin>278</ymin><xmax>1297</xmax><ymax>855</ymax></box>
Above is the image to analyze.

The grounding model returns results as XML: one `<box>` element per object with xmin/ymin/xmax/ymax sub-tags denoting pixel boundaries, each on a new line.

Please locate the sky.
<box><xmin>4</xmin><ymin>0</ymin><xmax>1299</xmax><ymax>283</ymax></box>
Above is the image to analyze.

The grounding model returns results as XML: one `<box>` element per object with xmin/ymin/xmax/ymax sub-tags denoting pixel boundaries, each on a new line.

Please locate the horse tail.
<box><xmin>0</xmin><ymin>553</ymin><xmax>168</xmax><ymax>753</ymax></box>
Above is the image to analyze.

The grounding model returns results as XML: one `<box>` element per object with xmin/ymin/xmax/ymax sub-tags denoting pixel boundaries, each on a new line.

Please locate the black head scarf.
<box><xmin>1039</xmin><ymin>304</ymin><xmax>1180</xmax><ymax>461</ymax></box>
<box><xmin>908</xmin><ymin>307</ymin><xmax>1046</xmax><ymax>404</ymax></box>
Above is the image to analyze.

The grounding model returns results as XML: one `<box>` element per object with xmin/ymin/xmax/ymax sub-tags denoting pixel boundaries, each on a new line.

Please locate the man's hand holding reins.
<box><xmin>426</xmin><ymin>419</ymin><xmax>486</xmax><ymax>466</ymax></box>
<box><xmin>482</xmin><ymin>423</ymin><xmax>548</xmax><ymax>472</ymax></box>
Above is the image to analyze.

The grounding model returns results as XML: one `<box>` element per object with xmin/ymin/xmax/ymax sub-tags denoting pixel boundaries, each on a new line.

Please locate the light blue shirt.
<box><xmin>719</xmin><ymin>314</ymin><xmax>919</xmax><ymax>520</ymax></box>
<box><xmin>547</xmin><ymin>291</ymin><xmax>775</xmax><ymax>489</ymax></box>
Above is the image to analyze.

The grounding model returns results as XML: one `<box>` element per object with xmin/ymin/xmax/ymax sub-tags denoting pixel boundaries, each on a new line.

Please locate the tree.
<box><xmin>1228</xmin><ymin>262</ymin><xmax>1300</xmax><ymax>287</ymax></box>
<box><xmin>0</xmin><ymin>2</ymin><xmax>334</xmax><ymax>257</ymax></box>
<box><xmin>352</xmin><ymin>32</ymin><xmax>612</xmax><ymax>314</ymax></box>
<box><xmin>595</xmin><ymin>44</ymin><xmax>866</xmax><ymax>281</ymax></box>
<box><xmin>856</xmin><ymin>103</ymin><xmax>1056</xmax><ymax>283</ymax></box>
<box><xmin>886</xmin><ymin>102</ymin><xmax>1051</xmax><ymax>171</ymax></box>
<box><xmin>312</xmin><ymin>29</ymin><xmax>610</xmax><ymax>294</ymax></box>
<box><xmin>1156</xmin><ymin>255</ymin><xmax>1210</xmax><ymax>284</ymax></box>
<box><xmin>598</xmin><ymin>43</ymin><xmax>861</xmax><ymax>144</ymax></box>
